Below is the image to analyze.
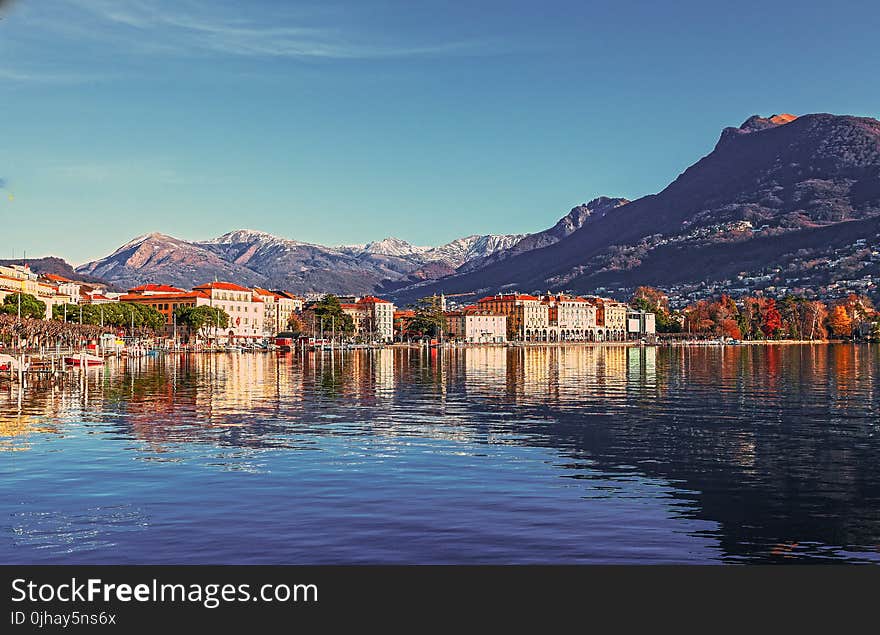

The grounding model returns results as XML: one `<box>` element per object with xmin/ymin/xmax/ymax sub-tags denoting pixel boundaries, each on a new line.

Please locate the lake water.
<box><xmin>2</xmin><ymin>344</ymin><xmax>879</xmax><ymax>564</ymax></box>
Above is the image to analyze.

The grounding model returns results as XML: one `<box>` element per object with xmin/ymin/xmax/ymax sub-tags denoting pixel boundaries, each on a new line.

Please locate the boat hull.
<box><xmin>64</xmin><ymin>356</ymin><xmax>105</xmax><ymax>367</ymax></box>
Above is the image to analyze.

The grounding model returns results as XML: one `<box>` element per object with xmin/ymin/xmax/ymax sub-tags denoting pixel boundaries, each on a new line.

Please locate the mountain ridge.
<box><xmin>392</xmin><ymin>112</ymin><xmax>880</xmax><ymax>303</ymax></box>
<box><xmin>76</xmin><ymin>218</ymin><xmax>564</xmax><ymax>294</ymax></box>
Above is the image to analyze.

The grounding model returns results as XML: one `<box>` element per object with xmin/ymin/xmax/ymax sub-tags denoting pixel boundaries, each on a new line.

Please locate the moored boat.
<box><xmin>0</xmin><ymin>354</ymin><xmax>29</xmax><ymax>373</ymax></box>
<box><xmin>64</xmin><ymin>353</ymin><xmax>105</xmax><ymax>367</ymax></box>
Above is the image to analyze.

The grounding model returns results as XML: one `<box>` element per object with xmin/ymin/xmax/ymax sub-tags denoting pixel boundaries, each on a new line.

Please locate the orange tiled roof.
<box><xmin>193</xmin><ymin>281</ymin><xmax>253</xmax><ymax>292</ymax></box>
<box><xmin>42</xmin><ymin>273</ymin><xmax>73</xmax><ymax>283</ymax></box>
<box><xmin>447</xmin><ymin>306</ymin><xmax>503</xmax><ymax>316</ymax></box>
<box><xmin>128</xmin><ymin>284</ymin><xmax>186</xmax><ymax>293</ymax></box>
<box><xmin>477</xmin><ymin>293</ymin><xmax>539</xmax><ymax>303</ymax></box>
<box><xmin>119</xmin><ymin>291</ymin><xmax>210</xmax><ymax>302</ymax></box>
<box><xmin>357</xmin><ymin>295</ymin><xmax>392</xmax><ymax>304</ymax></box>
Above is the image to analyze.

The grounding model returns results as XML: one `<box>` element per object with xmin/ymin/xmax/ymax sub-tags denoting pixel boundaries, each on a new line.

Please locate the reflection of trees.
<box><xmin>439</xmin><ymin>344</ymin><xmax>880</xmax><ymax>562</ymax></box>
<box><xmin>7</xmin><ymin>343</ymin><xmax>880</xmax><ymax>562</ymax></box>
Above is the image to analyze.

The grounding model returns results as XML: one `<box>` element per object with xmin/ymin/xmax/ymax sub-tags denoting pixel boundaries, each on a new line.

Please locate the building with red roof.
<box><xmin>193</xmin><ymin>281</ymin><xmax>253</xmax><ymax>293</ymax></box>
<box><xmin>330</xmin><ymin>295</ymin><xmax>395</xmax><ymax>342</ymax></box>
<box><xmin>118</xmin><ymin>291</ymin><xmax>211</xmax><ymax>333</ymax></box>
<box><xmin>127</xmin><ymin>284</ymin><xmax>187</xmax><ymax>295</ymax></box>
<box><xmin>444</xmin><ymin>306</ymin><xmax>507</xmax><ymax>343</ymax></box>
<box><xmin>251</xmin><ymin>288</ymin><xmax>304</xmax><ymax>336</ymax></box>
<box><xmin>476</xmin><ymin>292</ymin><xmax>548</xmax><ymax>340</ymax></box>
<box><xmin>189</xmin><ymin>282</ymin><xmax>265</xmax><ymax>340</ymax></box>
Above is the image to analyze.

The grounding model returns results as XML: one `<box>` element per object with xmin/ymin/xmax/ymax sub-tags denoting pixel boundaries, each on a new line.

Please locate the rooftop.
<box><xmin>128</xmin><ymin>284</ymin><xmax>187</xmax><ymax>294</ymax></box>
<box><xmin>193</xmin><ymin>281</ymin><xmax>253</xmax><ymax>293</ymax></box>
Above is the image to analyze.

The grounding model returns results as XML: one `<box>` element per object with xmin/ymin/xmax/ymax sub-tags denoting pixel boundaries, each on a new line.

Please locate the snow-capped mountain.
<box><xmin>421</xmin><ymin>234</ymin><xmax>527</xmax><ymax>268</ymax></box>
<box><xmin>337</xmin><ymin>237</ymin><xmax>431</xmax><ymax>258</ymax></box>
<box><xmin>77</xmin><ymin>206</ymin><xmax>612</xmax><ymax>294</ymax></box>
<box><xmin>76</xmin><ymin>232</ymin><xmax>267</xmax><ymax>291</ymax></box>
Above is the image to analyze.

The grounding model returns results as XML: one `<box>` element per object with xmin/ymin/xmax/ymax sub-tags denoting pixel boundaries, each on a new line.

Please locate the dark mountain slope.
<box><xmin>0</xmin><ymin>257</ymin><xmax>118</xmax><ymax>289</ymax></box>
<box><xmin>393</xmin><ymin>113</ymin><xmax>880</xmax><ymax>302</ymax></box>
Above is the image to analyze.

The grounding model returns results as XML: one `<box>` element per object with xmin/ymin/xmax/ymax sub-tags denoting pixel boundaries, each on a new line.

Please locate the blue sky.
<box><xmin>1</xmin><ymin>0</ymin><xmax>879</xmax><ymax>265</ymax></box>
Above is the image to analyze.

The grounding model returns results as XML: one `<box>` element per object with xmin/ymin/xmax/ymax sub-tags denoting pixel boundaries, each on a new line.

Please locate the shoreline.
<box><xmin>388</xmin><ymin>339</ymin><xmax>861</xmax><ymax>349</ymax></box>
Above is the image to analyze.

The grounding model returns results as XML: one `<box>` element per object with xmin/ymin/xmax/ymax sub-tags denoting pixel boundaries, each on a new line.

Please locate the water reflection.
<box><xmin>1</xmin><ymin>344</ymin><xmax>879</xmax><ymax>564</ymax></box>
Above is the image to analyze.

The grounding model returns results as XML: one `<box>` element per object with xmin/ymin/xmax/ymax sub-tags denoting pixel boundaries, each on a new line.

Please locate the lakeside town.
<box><xmin>1</xmin><ymin>260</ymin><xmax>879</xmax><ymax>377</ymax></box>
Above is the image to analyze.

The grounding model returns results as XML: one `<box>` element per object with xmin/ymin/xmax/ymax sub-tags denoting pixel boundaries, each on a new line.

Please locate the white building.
<box><xmin>627</xmin><ymin>310</ymin><xmax>657</xmax><ymax>337</ymax></box>
<box><xmin>253</xmin><ymin>288</ymin><xmax>304</xmax><ymax>336</ymax></box>
<box><xmin>0</xmin><ymin>265</ymin><xmax>66</xmax><ymax>319</ymax></box>
<box><xmin>541</xmin><ymin>294</ymin><xmax>598</xmax><ymax>341</ymax></box>
<box><xmin>476</xmin><ymin>293</ymin><xmax>549</xmax><ymax>340</ymax></box>
<box><xmin>338</xmin><ymin>295</ymin><xmax>396</xmax><ymax>342</ymax></box>
<box><xmin>445</xmin><ymin>309</ymin><xmax>507</xmax><ymax>343</ymax></box>
<box><xmin>356</xmin><ymin>296</ymin><xmax>395</xmax><ymax>342</ymax></box>
<box><xmin>192</xmin><ymin>282</ymin><xmax>265</xmax><ymax>341</ymax></box>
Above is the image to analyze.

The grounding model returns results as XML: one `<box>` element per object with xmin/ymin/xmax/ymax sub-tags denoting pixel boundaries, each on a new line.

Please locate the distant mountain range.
<box><xmin>74</xmin><ymin>200</ymin><xmax>612</xmax><ymax>294</ymax></box>
<box><xmin>56</xmin><ymin>112</ymin><xmax>880</xmax><ymax>304</ymax></box>
<box><xmin>0</xmin><ymin>256</ymin><xmax>117</xmax><ymax>290</ymax></box>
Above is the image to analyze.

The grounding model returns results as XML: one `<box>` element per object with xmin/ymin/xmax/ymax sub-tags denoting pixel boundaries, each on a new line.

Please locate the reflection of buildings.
<box><xmin>6</xmin><ymin>345</ymin><xmax>880</xmax><ymax>563</ymax></box>
<box><xmin>373</xmin><ymin>349</ymin><xmax>396</xmax><ymax>395</ymax></box>
<box><xmin>448</xmin><ymin>345</ymin><xmax>635</xmax><ymax>404</ymax></box>
<box><xmin>461</xmin><ymin>346</ymin><xmax>508</xmax><ymax>396</ymax></box>
<box><xmin>627</xmin><ymin>346</ymin><xmax>656</xmax><ymax>386</ymax></box>
<box><xmin>0</xmin><ymin>386</ymin><xmax>69</xmax><ymax>451</ymax></box>
<box><xmin>0</xmin><ymin>413</ymin><xmax>60</xmax><ymax>452</ymax></box>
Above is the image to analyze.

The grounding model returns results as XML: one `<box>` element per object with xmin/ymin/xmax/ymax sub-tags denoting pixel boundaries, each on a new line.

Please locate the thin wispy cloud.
<box><xmin>57</xmin><ymin>0</ymin><xmax>499</xmax><ymax>60</ymax></box>
<box><xmin>49</xmin><ymin>159</ymin><xmax>213</xmax><ymax>187</ymax></box>
<box><xmin>0</xmin><ymin>66</ymin><xmax>112</xmax><ymax>84</ymax></box>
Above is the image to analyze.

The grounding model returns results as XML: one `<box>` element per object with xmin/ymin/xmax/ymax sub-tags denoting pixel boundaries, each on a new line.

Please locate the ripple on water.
<box><xmin>0</xmin><ymin>345</ymin><xmax>878</xmax><ymax>564</ymax></box>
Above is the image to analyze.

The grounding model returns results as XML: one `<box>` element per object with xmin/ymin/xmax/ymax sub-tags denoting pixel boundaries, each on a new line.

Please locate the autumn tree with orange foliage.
<box><xmin>286</xmin><ymin>312</ymin><xmax>306</xmax><ymax>338</ymax></box>
<box><xmin>761</xmin><ymin>298</ymin><xmax>783</xmax><ymax>338</ymax></box>
<box><xmin>828</xmin><ymin>305</ymin><xmax>853</xmax><ymax>338</ymax></box>
<box><xmin>739</xmin><ymin>296</ymin><xmax>776</xmax><ymax>339</ymax></box>
<box><xmin>631</xmin><ymin>286</ymin><xmax>680</xmax><ymax>332</ymax></box>
<box><xmin>684</xmin><ymin>300</ymin><xmax>714</xmax><ymax>334</ymax></box>
<box><xmin>837</xmin><ymin>293</ymin><xmax>875</xmax><ymax>333</ymax></box>
<box><xmin>681</xmin><ymin>294</ymin><xmax>833</xmax><ymax>341</ymax></box>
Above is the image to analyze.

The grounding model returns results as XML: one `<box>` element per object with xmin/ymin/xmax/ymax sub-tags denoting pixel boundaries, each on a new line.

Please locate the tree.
<box><xmin>131</xmin><ymin>303</ymin><xmax>167</xmax><ymax>332</ymax></box>
<box><xmin>710</xmin><ymin>295</ymin><xmax>741</xmax><ymax>339</ymax></box>
<box><xmin>1</xmin><ymin>293</ymin><xmax>46</xmax><ymax>319</ymax></box>
<box><xmin>683</xmin><ymin>300</ymin><xmax>714</xmax><ymax>334</ymax></box>
<box><xmin>305</xmin><ymin>295</ymin><xmax>355</xmax><ymax>338</ymax></box>
<box><xmin>839</xmin><ymin>293</ymin><xmax>876</xmax><ymax>335</ymax></box>
<box><xmin>632</xmin><ymin>286</ymin><xmax>669</xmax><ymax>313</ymax></box>
<box><xmin>174</xmin><ymin>305</ymin><xmax>230</xmax><ymax>341</ymax></box>
<box><xmin>802</xmin><ymin>300</ymin><xmax>828</xmax><ymax>341</ymax></box>
<box><xmin>51</xmin><ymin>302</ymin><xmax>165</xmax><ymax>334</ymax></box>
<box><xmin>828</xmin><ymin>305</ymin><xmax>853</xmax><ymax>338</ymax></box>
<box><xmin>631</xmin><ymin>286</ymin><xmax>680</xmax><ymax>333</ymax></box>
<box><xmin>405</xmin><ymin>296</ymin><xmax>446</xmax><ymax>339</ymax></box>
<box><xmin>286</xmin><ymin>313</ymin><xmax>305</xmax><ymax>338</ymax></box>
<box><xmin>761</xmin><ymin>298</ymin><xmax>783</xmax><ymax>339</ymax></box>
